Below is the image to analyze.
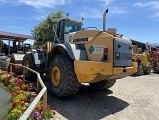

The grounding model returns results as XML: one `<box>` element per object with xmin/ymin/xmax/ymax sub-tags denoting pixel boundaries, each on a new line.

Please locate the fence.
<box><xmin>0</xmin><ymin>60</ymin><xmax>47</xmax><ymax>120</ymax></box>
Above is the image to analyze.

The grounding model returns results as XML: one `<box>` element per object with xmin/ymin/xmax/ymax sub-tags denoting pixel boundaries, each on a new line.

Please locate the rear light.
<box><xmin>104</xmin><ymin>48</ymin><xmax>108</xmax><ymax>53</ymax></box>
<box><xmin>101</xmin><ymin>48</ymin><xmax>108</xmax><ymax>61</ymax></box>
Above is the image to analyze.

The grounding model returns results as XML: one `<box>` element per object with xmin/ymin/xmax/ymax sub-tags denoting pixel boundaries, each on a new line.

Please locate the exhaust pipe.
<box><xmin>103</xmin><ymin>9</ymin><xmax>108</xmax><ymax>31</ymax></box>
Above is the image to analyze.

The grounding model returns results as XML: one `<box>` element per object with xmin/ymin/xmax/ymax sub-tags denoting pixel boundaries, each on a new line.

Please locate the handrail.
<box><xmin>0</xmin><ymin>60</ymin><xmax>47</xmax><ymax>120</ymax></box>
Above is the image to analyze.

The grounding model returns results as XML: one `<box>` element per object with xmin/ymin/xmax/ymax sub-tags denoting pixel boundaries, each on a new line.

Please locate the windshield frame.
<box><xmin>56</xmin><ymin>19</ymin><xmax>83</xmax><ymax>43</ymax></box>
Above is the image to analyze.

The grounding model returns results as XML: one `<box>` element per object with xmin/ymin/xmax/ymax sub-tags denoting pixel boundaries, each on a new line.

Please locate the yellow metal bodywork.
<box><xmin>24</xmin><ymin>60</ymin><xmax>30</xmax><ymax>73</ymax></box>
<box><xmin>71</xmin><ymin>30</ymin><xmax>137</xmax><ymax>83</ymax></box>
<box><xmin>139</xmin><ymin>54</ymin><xmax>150</xmax><ymax>68</ymax></box>
<box><xmin>44</xmin><ymin>42</ymin><xmax>52</xmax><ymax>54</ymax></box>
<box><xmin>132</xmin><ymin>45</ymin><xmax>151</xmax><ymax>73</ymax></box>
<box><xmin>74</xmin><ymin>60</ymin><xmax>137</xmax><ymax>83</ymax></box>
<box><xmin>70</xmin><ymin>30</ymin><xmax>114</xmax><ymax>62</ymax></box>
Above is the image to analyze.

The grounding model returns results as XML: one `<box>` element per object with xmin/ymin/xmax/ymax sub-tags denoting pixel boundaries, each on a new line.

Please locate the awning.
<box><xmin>0</xmin><ymin>31</ymin><xmax>34</xmax><ymax>42</ymax></box>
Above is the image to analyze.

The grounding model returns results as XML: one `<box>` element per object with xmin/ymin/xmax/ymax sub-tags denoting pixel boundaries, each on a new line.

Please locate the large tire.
<box><xmin>143</xmin><ymin>65</ymin><xmax>151</xmax><ymax>75</ymax></box>
<box><xmin>22</xmin><ymin>54</ymin><xmax>36</xmax><ymax>80</ymax></box>
<box><xmin>156</xmin><ymin>67</ymin><xmax>159</xmax><ymax>74</ymax></box>
<box><xmin>48</xmin><ymin>55</ymin><xmax>80</xmax><ymax>97</ymax></box>
<box><xmin>152</xmin><ymin>61</ymin><xmax>158</xmax><ymax>73</ymax></box>
<box><xmin>134</xmin><ymin>65</ymin><xmax>143</xmax><ymax>76</ymax></box>
<box><xmin>89</xmin><ymin>79</ymin><xmax>116</xmax><ymax>90</ymax></box>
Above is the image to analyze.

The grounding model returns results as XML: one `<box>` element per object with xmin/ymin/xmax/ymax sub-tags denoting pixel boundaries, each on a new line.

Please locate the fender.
<box><xmin>46</xmin><ymin>43</ymin><xmax>75</xmax><ymax>69</ymax></box>
<box><xmin>46</xmin><ymin>43</ymin><xmax>89</xmax><ymax>69</ymax></box>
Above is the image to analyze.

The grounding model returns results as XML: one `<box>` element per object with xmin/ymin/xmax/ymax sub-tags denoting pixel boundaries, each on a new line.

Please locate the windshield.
<box><xmin>64</xmin><ymin>20</ymin><xmax>82</xmax><ymax>33</ymax></box>
<box><xmin>56</xmin><ymin>19</ymin><xmax>83</xmax><ymax>43</ymax></box>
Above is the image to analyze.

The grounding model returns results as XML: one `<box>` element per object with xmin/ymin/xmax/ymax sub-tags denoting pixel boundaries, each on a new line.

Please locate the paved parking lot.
<box><xmin>44</xmin><ymin>73</ymin><xmax>159</xmax><ymax>120</ymax></box>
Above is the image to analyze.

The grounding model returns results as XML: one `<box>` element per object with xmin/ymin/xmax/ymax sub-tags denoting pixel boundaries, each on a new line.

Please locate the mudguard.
<box><xmin>46</xmin><ymin>43</ymin><xmax>88</xmax><ymax>68</ymax></box>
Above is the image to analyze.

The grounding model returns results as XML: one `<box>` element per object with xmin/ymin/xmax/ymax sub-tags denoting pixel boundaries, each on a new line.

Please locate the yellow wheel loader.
<box><xmin>149</xmin><ymin>44</ymin><xmax>159</xmax><ymax>73</ymax></box>
<box><xmin>22</xmin><ymin>9</ymin><xmax>137</xmax><ymax>97</ymax></box>
<box><xmin>132</xmin><ymin>45</ymin><xmax>151</xmax><ymax>76</ymax></box>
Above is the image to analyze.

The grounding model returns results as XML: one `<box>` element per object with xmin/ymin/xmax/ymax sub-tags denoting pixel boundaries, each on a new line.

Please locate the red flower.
<box><xmin>11</xmin><ymin>92</ymin><xmax>15</xmax><ymax>96</ymax></box>
<box><xmin>0</xmin><ymin>71</ymin><xmax>5</xmax><ymax>75</ymax></box>
<box><xmin>13</xmin><ymin>102</ymin><xmax>17</xmax><ymax>106</ymax></box>
<box><xmin>15</xmin><ymin>91</ymin><xmax>20</xmax><ymax>94</ymax></box>
<box><xmin>5</xmin><ymin>75</ymin><xmax>12</xmax><ymax>82</ymax></box>
<box><xmin>22</xmin><ymin>103</ymin><xmax>25</xmax><ymax>106</ymax></box>
<box><xmin>15</xmin><ymin>79</ymin><xmax>24</xmax><ymax>88</ymax></box>
<box><xmin>52</xmin><ymin>111</ymin><xmax>56</xmax><ymax>115</ymax></box>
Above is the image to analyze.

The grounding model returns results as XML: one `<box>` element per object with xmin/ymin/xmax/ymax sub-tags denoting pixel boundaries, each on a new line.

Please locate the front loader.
<box><xmin>132</xmin><ymin>45</ymin><xmax>151</xmax><ymax>76</ymax></box>
<box><xmin>149</xmin><ymin>44</ymin><xmax>159</xmax><ymax>73</ymax></box>
<box><xmin>22</xmin><ymin>9</ymin><xmax>137</xmax><ymax>97</ymax></box>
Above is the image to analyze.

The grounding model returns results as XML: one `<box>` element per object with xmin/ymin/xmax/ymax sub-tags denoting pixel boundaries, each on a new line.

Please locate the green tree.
<box><xmin>31</xmin><ymin>10</ymin><xmax>63</xmax><ymax>45</ymax></box>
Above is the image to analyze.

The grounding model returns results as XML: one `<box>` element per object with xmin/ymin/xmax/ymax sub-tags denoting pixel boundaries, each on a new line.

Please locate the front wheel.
<box><xmin>48</xmin><ymin>55</ymin><xmax>80</xmax><ymax>97</ymax></box>
<box><xmin>22</xmin><ymin>54</ymin><xmax>36</xmax><ymax>80</ymax></box>
<box><xmin>89</xmin><ymin>79</ymin><xmax>116</xmax><ymax>90</ymax></box>
<box><xmin>134</xmin><ymin>65</ymin><xmax>143</xmax><ymax>76</ymax></box>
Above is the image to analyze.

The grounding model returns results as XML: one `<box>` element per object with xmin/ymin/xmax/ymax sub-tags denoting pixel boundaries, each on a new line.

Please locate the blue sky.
<box><xmin>0</xmin><ymin>0</ymin><xmax>159</xmax><ymax>45</ymax></box>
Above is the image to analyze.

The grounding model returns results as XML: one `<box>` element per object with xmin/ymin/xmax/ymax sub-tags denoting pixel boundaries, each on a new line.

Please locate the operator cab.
<box><xmin>22</xmin><ymin>43</ymin><xmax>31</xmax><ymax>53</ymax></box>
<box><xmin>55</xmin><ymin>18</ymin><xmax>83</xmax><ymax>43</ymax></box>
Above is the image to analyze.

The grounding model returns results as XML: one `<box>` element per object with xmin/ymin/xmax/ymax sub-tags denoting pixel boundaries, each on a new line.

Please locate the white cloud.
<box><xmin>32</xmin><ymin>14</ymin><xmax>47</xmax><ymax>21</ymax></box>
<box><xmin>8</xmin><ymin>25</ymin><xmax>22</xmax><ymax>29</ymax></box>
<box><xmin>0</xmin><ymin>0</ymin><xmax>73</xmax><ymax>21</ymax></box>
<box><xmin>78</xmin><ymin>0</ymin><xmax>127</xmax><ymax>19</ymax></box>
<box><xmin>0</xmin><ymin>0</ymin><xmax>72</xmax><ymax>21</ymax></box>
<box><xmin>109</xmin><ymin>7</ymin><xmax>127</xmax><ymax>14</ymax></box>
<box><xmin>0</xmin><ymin>15</ymin><xmax>30</xmax><ymax>22</ymax></box>
<box><xmin>101</xmin><ymin>0</ymin><xmax>116</xmax><ymax>5</ymax></box>
<box><xmin>79</xmin><ymin>8</ymin><xmax>102</xmax><ymax>18</ymax></box>
<box><xmin>17</xmin><ymin>0</ymin><xmax>71</xmax><ymax>8</ymax></box>
<box><xmin>134</xmin><ymin>1</ymin><xmax>158</xmax><ymax>7</ymax></box>
<box><xmin>0</xmin><ymin>0</ymin><xmax>6</xmax><ymax>2</ymax></box>
<box><xmin>154</xmin><ymin>13</ymin><xmax>159</xmax><ymax>17</ymax></box>
<box><xmin>0</xmin><ymin>0</ymin><xmax>72</xmax><ymax>8</ymax></box>
<box><xmin>0</xmin><ymin>0</ymin><xmax>127</xmax><ymax>20</ymax></box>
<box><xmin>79</xmin><ymin>6</ymin><xmax>126</xmax><ymax>18</ymax></box>
<box><xmin>134</xmin><ymin>1</ymin><xmax>159</xmax><ymax>18</ymax></box>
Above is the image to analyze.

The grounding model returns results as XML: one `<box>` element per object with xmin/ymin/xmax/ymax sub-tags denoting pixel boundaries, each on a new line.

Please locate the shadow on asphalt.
<box><xmin>40</xmin><ymin>77</ymin><xmax>129</xmax><ymax>120</ymax></box>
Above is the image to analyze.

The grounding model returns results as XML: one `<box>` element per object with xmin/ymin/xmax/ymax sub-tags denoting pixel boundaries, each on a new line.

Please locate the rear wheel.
<box><xmin>22</xmin><ymin>54</ymin><xmax>36</xmax><ymax>80</ymax></box>
<box><xmin>143</xmin><ymin>65</ymin><xmax>151</xmax><ymax>75</ymax></box>
<box><xmin>48</xmin><ymin>55</ymin><xmax>80</xmax><ymax>97</ymax></box>
<box><xmin>156</xmin><ymin>66</ymin><xmax>159</xmax><ymax>74</ymax></box>
<box><xmin>89</xmin><ymin>79</ymin><xmax>116</xmax><ymax>90</ymax></box>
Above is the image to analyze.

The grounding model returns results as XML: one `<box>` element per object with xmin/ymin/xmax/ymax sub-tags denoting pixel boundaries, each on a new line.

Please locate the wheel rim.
<box><xmin>24</xmin><ymin>60</ymin><xmax>29</xmax><ymax>73</ymax></box>
<box><xmin>52</xmin><ymin>66</ymin><xmax>61</xmax><ymax>86</ymax></box>
<box><xmin>137</xmin><ymin>66</ymin><xmax>142</xmax><ymax>75</ymax></box>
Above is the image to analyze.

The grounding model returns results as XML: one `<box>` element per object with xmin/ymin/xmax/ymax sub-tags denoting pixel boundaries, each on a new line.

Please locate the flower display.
<box><xmin>0</xmin><ymin>70</ymin><xmax>56</xmax><ymax>120</ymax></box>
